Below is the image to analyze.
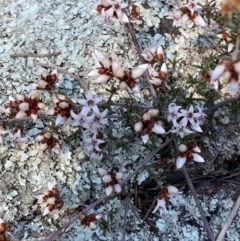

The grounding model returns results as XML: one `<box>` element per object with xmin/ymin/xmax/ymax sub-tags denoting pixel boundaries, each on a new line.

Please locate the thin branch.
<box><xmin>216</xmin><ymin>194</ymin><xmax>240</xmax><ymax>241</ymax></box>
<box><xmin>121</xmin><ymin>197</ymin><xmax>130</xmax><ymax>241</ymax></box>
<box><xmin>182</xmin><ymin>165</ymin><xmax>215</xmax><ymax>241</ymax></box>
<box><xmin>41</xmin><ymin>136</ymin><xmax>175</xmax><ymax>241</ymax></box>
<box><xmin>38</xmin><ymin>63</ymin><xmax>88</xmax><ymax>92</ymax></box>
<box><xmin>104</xmin><ymin>201</ymin><xmax>114</xmax><ymax>241</ymax></box>
<box><xmin>123</xmin><ymin>10</ymin><xmax>158</xmax><ymax>105</ymax></box>
<box><xmin>203</xmin><ymin>97</ymin><xmax>239</xmax><ymax>115</ymax></box>
<box><xmin>10</xmin><ymin>52</ymin><xmax>61</xmax><ymax>58</ymax></box>
<box><xmin>120</xmin><ymin>134</ymin><xmax>175</xmax><ymax>185</ymax></box>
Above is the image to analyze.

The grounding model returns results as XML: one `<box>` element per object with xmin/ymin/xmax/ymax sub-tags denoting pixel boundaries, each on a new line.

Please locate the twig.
<box><xmin>41</xmin><ymin>136</ymin><xmax>175</xmax><ymax>241</ymax></box>
<box><xmin>104</xmin><ymin>201</ymin><xmax>114</xmax><ymax>241</ymax></box>
<box><xmin>120</xmin><ymin>134</ymin><xmax>175</xmax><ymax>185</ymax></box>
<box><xmin>121</xmin><ymin>197</ymin><xmax>130</xmax><ymax>241</ymax></box>
<box><xmin>38</xmin><ymin>63</ymin><xmax>88</xmax><ymax>92</ymax></box>
<box><xmin>216</xmin><ymin>194</ymin><xmax>240</xmax><ymax>241</ymax></box>
<box><xmin>10</xmin><ymin>52</ymin><xmax>61</xmax><ymax>58</ymax></box>
<box><xmin>203</xmin><ymin>97</ymin><xmax>238</xmax><ymax>115</ymax></box>
<box><xmin>182</xmin><ymin>165</ymin><xmax>215</xmax><ymax>241</ymax></box>
<box><xmin>123</xmin><ymin>10</ymin><xmax>158</xmax><ymax>105</ymax></box>
<box><xmin>143</xmin><ymin>196</ymin><xmax>158</xmax><ymax>221</ymax></box>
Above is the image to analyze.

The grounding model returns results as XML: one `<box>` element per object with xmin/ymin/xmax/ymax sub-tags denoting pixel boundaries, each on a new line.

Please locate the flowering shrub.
<box><xmin>1</xmin><ymin>0</ymin><xmax>240</xmax><ymax>240</ymax></box>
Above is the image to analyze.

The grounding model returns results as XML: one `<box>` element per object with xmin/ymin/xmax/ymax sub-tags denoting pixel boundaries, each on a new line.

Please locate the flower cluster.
<box><xmin>72</xmin><ymin>91</ymin><xmax>107</xmax><ymax>161</ymax></box>
<box><xmin>0</xmin><ymin>218</ymin><xmax>6</xmax><ymax>241</ymax></box>
<box><xmin>152</xmin><ymin>186</ymin><xmax>182</xmax><ymax>215</ymax></box>
<box><xmin>141</xmin><ymin>45</ymin><xmax>168</xmax><ymax>87</ymax></box>
<box><xmin>98</xmin><ymin>168</ymin><xmax>123</xmax><ymax>196</ymax></box>
<box><xmin>210</xmin><ymin>57</ymin><xmax>240</xmax><ymax>96</ymax></box>
<box><xmin>92</xmin><ymin>0</ymin><xmax>129</xmax><ymax>23</ymax></box>
<box><xmin>81</xmin><ymin>131</ymin><xmax>105</xmax><ymax>161</ymax></box>
<box><xmin>30</xmin><ymin>66</ymin><xmax>58</xmax><ymax>90</ymax></box>
<box><xmin>167</xmin><ymin>103</ymin><xmax>205</xmax><ymax>138</ymax></box>
<box><xmin>47</xmin><ymin>94</ymin><xmax>73</xmax><ymax>126</ymax></box>
<box><xmin>134</xmin><ymin>109</ymin><xmax>166</xmax><ymax>143</ymax></box>
<box><xmin>36</xmin><ymin>182</ymin><xmax>64</xmax><ymax>216</ymax></box>
<box><xmin>176</xmin><ymin>143</ymin><xmax>205</xmax><ymax>169</ymax></box>
<box><xmin>2</xmin><ymin>93</ymin><xmax>45</xmax><ymax>120</ymax></box>
<box><xmin>88</xmin><ymin>50</ymin><xmax>148</xmax><ymax>93</ymax></box>
<box><xmin>166</xmin><ymin>0</ymin><xmax>206</xmax><ymax>27</ymax></box>
<box><xmin>35</xmin><ymin>131</ymin><xmax>60</xmax><ymax>154</ymax></box>
<box><xmin>80</xmin><ymin>213</ymin><xmax>102</xmax><ymax>230</ymax></box>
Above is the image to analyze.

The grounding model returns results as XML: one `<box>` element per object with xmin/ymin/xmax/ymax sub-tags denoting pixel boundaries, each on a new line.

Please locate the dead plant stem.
<box><xmin>182</xmin><ymin>165</ymin><xmax>215</xmax><ymax>241</ymax></box>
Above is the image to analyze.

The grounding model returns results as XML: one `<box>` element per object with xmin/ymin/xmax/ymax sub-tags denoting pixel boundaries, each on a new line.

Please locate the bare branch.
<box><xmin>10</xmin><ymin>52</ymin><xmax>61</xmax><ymax>58</ymax></box>
<box><xmin>216</xmin><ymin>194</ymin><xmax>240</xmax><ymax>241</ymax></box>
<box><xmin>182</xmin><ymin>165</ymin><xmax>215</xmax><ymax>241</ymax></box>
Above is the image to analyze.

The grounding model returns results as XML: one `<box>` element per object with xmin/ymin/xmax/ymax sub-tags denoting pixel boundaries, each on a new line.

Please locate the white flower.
<box><xmin>176</xmin><ymin>155</ymin><xmax>187</xmax><ymax>169</ymax></box>
<box><xmin>97</xmin><ymin>167</ymin><xmax>108</xmax><ymax>176</ymax></box>
<box><xmin>192</xmin><ymin>153</ymin><xmax>205</xmax><ymax>162</ymax></box>
<box><xmin>152</xmin><ymin>123</ymin><xmax>166</xmax><ymax>134</ymax></box>
<box><xmin>179</xmin><ymin>105</ymin><xmax>202</xmax><ymax>127</ymax></box>
<box><xmin>166</xmin><ymin>10</ymin><xmax>182</xmax><ymax>27</ymax></box>
<box><xmin>170</xmin><ymin>123</ymin><xmax>194</xmax><ymax>138</ymax></box>
<box><xmin>192</xmin><ymin>12</ymin><xmax>207</xmax><ymax>27</ymax></box>
<box><xmin>152</xmin><ymin>197</ymin><xmax>168</xmax><ymax>215</ymax></box>
<box><xmin>91</xmin><ymin>109</ymin><xmax>108</xmax><ymax>130</ymax></box>
<box><xmin>9</xmin><ymin>129</ymin><xmax>27</xmax><ymax>144</ymax></box>
<box><xmin>166</xmin><ymin>186</ymin><xmax>183</xmax><ymax>204</ymax></box>
<box><xmin>71</xmin><ymin>109</ymin><xmax>94</xmax><ymax>129</ymax></box>
<box><xmin>176</xmin><ymin>144</ymin><xmax>205</xmax><ymax>169</ymax></box>
<box><xmin>185</xmin><ymin>0</ymin><xmax>202</xmax><ymax>15</ymax></box>
<box><xmin>228</xmin><ymin>80</ymin><xmax>239</xmax><ymax>96</ymax></box>
<box><xmin>85</xmin><ymin>133</ymin><xmax>105</xmax><ymax>153</ymax></box>
<box><xmin>131</xmin><ymin>64</ymin><xmax>148</xmax><ymax>79</ymax></box>
<box><xmin>166</xmin><ymin>103</ymin><xmax>182</xmax><ymax>126</ymax></box>
<box><xmin>100</xmin><ymin>9</ymin><xmax>120</xmax><ymax>24</ymax></box>
<box><xmin>77</xmin><ymin>90</ymin><xmax>103</xmax><ymax>114</ymax></box>
<box><xmin>211</xmin><ymin>64</ymin><xmax>226</xmax><ymax>81</ymax></box>
<box><xmin>194</xmin><ymin>106</ymin><xmax>206</xmax><ymax>125</ymax></box>
<box><xmin>105</xmin><ymin>0</ymin><xmax>128</xmax><ymax>20</ymax></box>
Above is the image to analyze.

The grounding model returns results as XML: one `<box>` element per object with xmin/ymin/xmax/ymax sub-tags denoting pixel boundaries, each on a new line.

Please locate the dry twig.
<box><xmin>10</xmin><ymin>52</ymin><xmax>61</xmax><ymax>58</ymax></box>
<box><xmin>182</xmin><ymin>166</ymin><xmax>215</xmax><ymax>241</ymax></box>
<box><xmin>216</xmin><ymin>194</ymin><xmax>240</xmax><ymax>241</ymax></box>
